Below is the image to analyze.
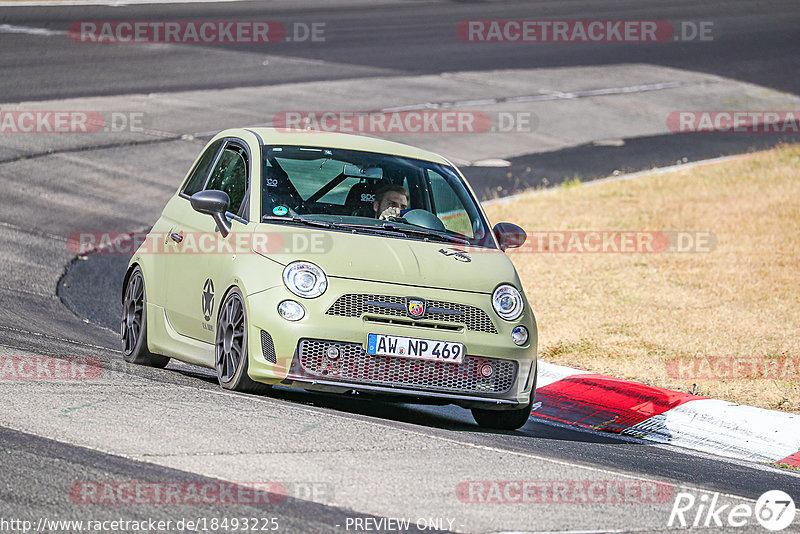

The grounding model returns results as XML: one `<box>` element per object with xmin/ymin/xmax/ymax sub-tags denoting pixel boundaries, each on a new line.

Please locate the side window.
<box><xmin>182</xmin><ymin>140</ymin><xmax>223</xmax><ymax>196</ymax></box>
<box><xmin>205</xmin><ymin>142</ymin><xmax>249</xmax><ymax>215</ymax></box>
<box><xmin>427</xmin><ymin>170</ymin><xmax>474</xmax><ymax>237</ymax></box>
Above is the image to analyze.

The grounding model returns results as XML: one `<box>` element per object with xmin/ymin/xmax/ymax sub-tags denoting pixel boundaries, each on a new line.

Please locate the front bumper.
<box><xmin>244</xmin><ymin>279</ymin><xmax>537</xmax><ymax>408</ymax></box>
<box><xmin>282</xmin><ymin>377</ymin><xmax>525</xmax><ymax>410</ymax></box>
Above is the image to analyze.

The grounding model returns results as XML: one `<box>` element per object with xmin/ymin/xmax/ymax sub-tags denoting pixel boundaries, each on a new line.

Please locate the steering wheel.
<box><xmin>394</xmin><ymin>209</ymin><xmax>446</xmax><ymax>232</ymax></box>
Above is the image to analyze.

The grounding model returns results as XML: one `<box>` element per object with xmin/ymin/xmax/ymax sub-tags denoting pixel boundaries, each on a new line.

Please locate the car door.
<box><xmin>165</xmin><ymin>138</ymin><xmax>250</xmax><ymax>343</ymax></box>
<box><xmin>149</xmin><ymin>139</ymin><xmax>223</xmax><ymax>308</ymax></box>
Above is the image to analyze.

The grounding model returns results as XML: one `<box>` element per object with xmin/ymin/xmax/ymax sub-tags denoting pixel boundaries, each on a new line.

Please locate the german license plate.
<box><xmin>366</xmin><ymin>333</ymin><xmax>464</xmax><ymax>363</ymax></box>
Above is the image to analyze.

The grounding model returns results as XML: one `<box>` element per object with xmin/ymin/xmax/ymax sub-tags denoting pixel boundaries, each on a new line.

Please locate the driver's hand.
<box><xmin>379</xmin><ymin>207</ymin><xmax>401</xmax><ymax>220</ymax></box>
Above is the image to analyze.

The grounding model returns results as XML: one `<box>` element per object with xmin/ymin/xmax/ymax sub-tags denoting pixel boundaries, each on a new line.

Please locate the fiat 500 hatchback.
<box><xmin>121</xmin><ymin>128</ymin><xmax>537</xmax><ymax>429</ymax></box>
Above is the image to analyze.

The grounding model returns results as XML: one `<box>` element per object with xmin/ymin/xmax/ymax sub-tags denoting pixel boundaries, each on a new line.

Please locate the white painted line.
<box><xmin>381</xmin><ymin>81</ymin><xmax>696</xmax><ymax>113</ymax></box>
<box><xmin>0</xmin><ymin>219</ymin><xmax>67</xmax><ymax>242</ymax></box>
<box><xmin>0</xmin><ymin>23</ymin><xmax>65</xmax><ymax>36</ymax></box>
<box><xmin>470</xmin><ymin>158</ymin><xmax>511</xmax><ymax>168</ymax></box>
<box><xmin>0</xmin><ymin>324</ymin><xmax>114</xmax><ymax>352</ymax></box>
<box><xmin>0</xmin><ymin>0</ymin><xmax>250</xmax><ymax>6</ymax></box>
<box><xmin>592</xmin><ymin>138</ymin><xmax>625</xmax><ymax>147</ymax></box>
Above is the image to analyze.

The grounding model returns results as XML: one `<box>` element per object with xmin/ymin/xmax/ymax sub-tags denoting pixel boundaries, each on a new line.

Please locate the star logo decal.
<box><xmin>202</xmin><ymin>278</ymin><xmax>215</xmax><ymax>322</ymax></box>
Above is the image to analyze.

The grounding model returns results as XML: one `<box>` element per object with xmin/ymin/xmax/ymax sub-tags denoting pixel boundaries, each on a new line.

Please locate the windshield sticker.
<box><xmin>273</xmin><ymin>206</ymin><xmax>289</xmax><ymax>216</ymax></box>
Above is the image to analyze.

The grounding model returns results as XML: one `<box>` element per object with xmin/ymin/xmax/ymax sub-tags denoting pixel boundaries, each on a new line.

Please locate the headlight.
<box><xmin>492</xmin><ymin>284</ymin><xmax>523</xmax><ymax>321</ymax></box>
<box><xmin>283</xmin><ymin>261</ymin><xmax>327</xmax><ymax>298</ymax></box>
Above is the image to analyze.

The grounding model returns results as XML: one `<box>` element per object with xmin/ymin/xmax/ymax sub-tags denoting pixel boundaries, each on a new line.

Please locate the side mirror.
<box><xmin>190</xmin><ymin>190</ymin><xmax>231</xmax><ymax>237</ymax></box>
<box><xmin>493</xmin><ymin>222</ymin><xmax>527</xmax><ymax>251</ymax></box>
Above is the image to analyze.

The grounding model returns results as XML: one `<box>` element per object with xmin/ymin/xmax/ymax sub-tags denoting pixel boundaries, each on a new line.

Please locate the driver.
<box><xmin>373</xmin><ymin>184</ymin><xmax>409</xmax><ymax>220</ymax></box>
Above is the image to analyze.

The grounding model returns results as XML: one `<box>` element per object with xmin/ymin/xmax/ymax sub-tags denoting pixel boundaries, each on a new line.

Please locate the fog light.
<box><xmin>278</xmin><ymin>300</ymin><xmax>305</xmax><ymax>321</ymax></box>
<box><xmin>512</xmin><ymin>325</ymin><xmax>529</xmax><ymax>346</ymax></box>
<box><xmin>479</xmin><ymin>363</ymin><xmax>493</xmax><ymax>378</ymax></box>
<box><xmin>326</xmin><ymin>346</ymin><xmax>340</xmax><ymax>360</ymax></box>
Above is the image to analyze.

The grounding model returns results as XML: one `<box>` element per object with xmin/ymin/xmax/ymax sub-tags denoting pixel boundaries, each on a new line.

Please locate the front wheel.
<box><xmin>215</xmin><ymin>288</ymin><xmax>270</xmax><ymax>394</ymax></box>
<box><xmin>471</xmin><ymin>395</ymin><xmax>534</xmax><ymax>431</ymax></box>
<box><xmin>121</xmin><ymin>266</ymin><xmax>170</xmax><ymax>368</ymax></box>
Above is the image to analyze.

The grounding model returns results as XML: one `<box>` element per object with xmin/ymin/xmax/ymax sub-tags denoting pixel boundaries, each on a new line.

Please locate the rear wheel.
<box><xmin>215</xmin><ymin>288</ymin><xmax>270</xmax><ymax>394</ymax></box>
<box><xmin>121</xmin><ymin>266</ymin><xmax>170</xmax><ymax>368</ymax></box>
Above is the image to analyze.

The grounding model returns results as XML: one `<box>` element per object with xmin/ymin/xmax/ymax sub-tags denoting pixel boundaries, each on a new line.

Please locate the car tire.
<box><xmin>471</xmin><ymin>395</ymin><xmax>534</xmax><ymax>430</ymax></box>
<box><xmin>471</xmin><ymin>366</ymin><xmax>537</xmax><ymax>430</ymax></box>
<box><xmin>215</xmin><ymin>287</ymin><xmax>271</xmax><ymax>394</ymax></box>
<box><xmin>121</xmin><ymin>266</ymin><xmax>170</xmax><ymax>368</ymax></box>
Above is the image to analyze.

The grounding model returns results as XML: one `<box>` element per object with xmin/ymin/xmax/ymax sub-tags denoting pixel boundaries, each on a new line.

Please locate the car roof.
<box><xmin>218</xmin><ymin>127</ymin><xmax>451</xmax><ymax>165</ymax></box>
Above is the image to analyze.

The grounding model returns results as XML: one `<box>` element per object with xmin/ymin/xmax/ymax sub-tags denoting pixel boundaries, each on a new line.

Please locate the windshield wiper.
<box><xmin>385</xmin><ymin>224</ymin><xmax>471</xmax><ymax>244</ymax></box>
<box><xmin>261</xmin><ymin>217</ymin><xmax>471</xmax><ymax>244</ymax></box>
<box><xmin>261</xmin><ymin>215</ymin><xmax>334</xmax><ymax>228</ymax></box>
<box><xmin>337</xmin><ymin>222</ymin><xmax>470</xmax><ymax>245</ymax></box>
<box><xmin>262</xmin><ymin>216</ymin><xmax>417</xmax><ymax>238</ymax></box>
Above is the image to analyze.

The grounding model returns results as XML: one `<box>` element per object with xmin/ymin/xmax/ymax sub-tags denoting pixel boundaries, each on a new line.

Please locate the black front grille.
<box><xmin>292</xmin><ymin>339</ymin><xmax>517</xmax><ymax>395</ymax></box>
<box><xmin>325</xmin><ymin>294</ymin><xmax>498</xmax><ymax>334</ymax></box>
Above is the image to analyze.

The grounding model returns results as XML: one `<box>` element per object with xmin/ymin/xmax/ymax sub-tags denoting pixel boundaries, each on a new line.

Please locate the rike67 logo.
<box><xmin>669</xmin><ymin>490</ymin><xmax>796</xmax><ymax>531</ymax></box>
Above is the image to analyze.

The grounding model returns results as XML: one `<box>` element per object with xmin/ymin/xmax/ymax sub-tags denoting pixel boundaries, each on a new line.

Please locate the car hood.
<box><xmin>253</xmin><ymin>224</ymin><xmax>519</xmax><ymax>293</ymax></box>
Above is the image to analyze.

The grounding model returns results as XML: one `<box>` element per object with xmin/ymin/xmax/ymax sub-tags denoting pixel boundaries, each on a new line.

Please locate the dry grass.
<box><xmin>483</xmin><ymin>144</ymin><xmax>800</xmax><ymax>412</ymax></box>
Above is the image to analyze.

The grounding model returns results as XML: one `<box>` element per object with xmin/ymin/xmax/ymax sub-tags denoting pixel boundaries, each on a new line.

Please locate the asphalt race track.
<box><xmin>2</xmin><ymin>0</ymin><xmax>800</xmax><ymax>100</ymax></box>
<box><xmin>1</xmin><ymin>1</ymin><xmax>800</xmax><ymax>532</ymax></box>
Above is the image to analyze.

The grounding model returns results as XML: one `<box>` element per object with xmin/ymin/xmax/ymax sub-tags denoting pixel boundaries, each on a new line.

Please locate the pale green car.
<box><xmin>121</xmin><ymin>128</ymin><xmax>537</xmax><ymax>429</ymax></box>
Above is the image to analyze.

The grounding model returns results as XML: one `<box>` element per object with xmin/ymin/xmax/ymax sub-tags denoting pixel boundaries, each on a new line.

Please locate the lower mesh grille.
<box><xmin>292</xmin><ymin>339</ymin><xmax>517</xmax><ymax>395</ymax></box>
<box><xmin>260</xmin><ymin>330</ymin><xmax>276</xmax><ymax>363</ymax></box>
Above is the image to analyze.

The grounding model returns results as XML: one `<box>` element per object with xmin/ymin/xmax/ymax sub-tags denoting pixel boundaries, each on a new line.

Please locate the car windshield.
<box><xmin>260</xmin><ymin>145</ymin><xmax>495</xmax><ymax>247</ymax></box>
